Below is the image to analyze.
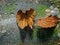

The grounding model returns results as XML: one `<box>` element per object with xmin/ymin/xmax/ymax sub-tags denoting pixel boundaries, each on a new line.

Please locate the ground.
<box><xmin>0</xmin><ymin>0</ymin><xmax>60</xmax><ymax>45</ymax></box>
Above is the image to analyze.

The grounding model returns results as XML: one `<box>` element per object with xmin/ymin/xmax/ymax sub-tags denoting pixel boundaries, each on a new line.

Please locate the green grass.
<box><xmin>4</xmin><ymin>3</ymin><xmax>16</xmax><ymax>13</ymax></box>
<box><xmin>36</xmin><ymin>4</ymin><xmax>49</xmax><ymax>17</ymax></box>
<box><xmin>52</xmin><ymin>0</ymin><xmax>60</xmax><ymax>12</ymax></box>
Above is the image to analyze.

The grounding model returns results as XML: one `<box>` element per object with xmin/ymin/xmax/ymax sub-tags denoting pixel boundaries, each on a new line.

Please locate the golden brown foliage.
<box><xmin>37</xmin><ymin>15</ymin><xmax>60</xmax><ymax>28</ymax></box>
<box><xmin>16</xmin><ymin>8</ymin><xmax>35</xmax><ymax>29</ymax></box>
